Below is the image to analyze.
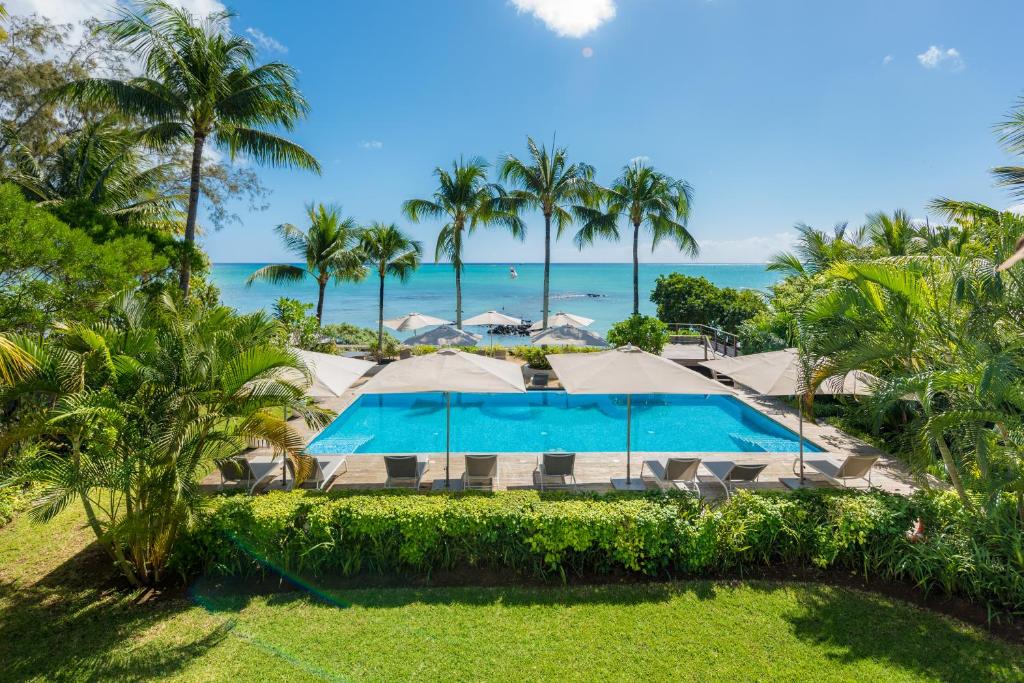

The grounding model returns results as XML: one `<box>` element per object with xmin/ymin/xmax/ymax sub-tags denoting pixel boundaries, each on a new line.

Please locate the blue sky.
<box><xmin>11</xmin><ymin>0</ymin><xmax>1024</xmax><ymax>263</ymax></box>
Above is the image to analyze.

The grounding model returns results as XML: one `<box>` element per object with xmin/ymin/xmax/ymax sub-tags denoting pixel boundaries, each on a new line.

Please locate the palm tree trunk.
<box><xmin>543</xmin><ymin>212</ymin><xmax>552</xmax><ymax>328</ymax></box>
<box><xmin>179</xmin><ymin>134</ymin><xmax>206</xmax><ymax>298</ymax></box>
<box><xmin>935</xmin><ymin>436</ymin><xmax>973</xmax><ymax>509</ymax></box>
<box><xmin>455</xmin><ymin>266</ymin><xmax>462</xmax><ymax>328</ymax></box>
<box><xmin>316</xmin><ymin>277</ymin><xmax>327</xmax><ymax>324</ymax></box>
<box><xmin>632</xmin><ymin>221</ymin><xmax>641</xmax><ymax>316</ymax></box>
<box><xmin>377</xmin><ymin>272</ymin><xmax>385</xmax><ymax>357</ymax></box>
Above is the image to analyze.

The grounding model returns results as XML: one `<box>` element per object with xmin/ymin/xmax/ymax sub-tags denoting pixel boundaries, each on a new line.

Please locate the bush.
<box><xmin>321</xmin><ymin>322</ymin><xmax>396</xmax><ymax>347</ymax></box>
<box><xmin>606</xmin><ymin>315</ymin><xmax>669</xmax><ymax>354</ymax></box>
<box><xmin>650</xmin><ymin>273</ymin><xmax>766</xmax><ymax>334</ymax></box>
<box><xmin>174</xmin><ymin>488</ymin><xmax>1024</xmax><ymax>616</ymax></box>
<box><xmin>511</xmin><ymin>345</ymin><xmax>603</xmax><ymax>369</ymax></box>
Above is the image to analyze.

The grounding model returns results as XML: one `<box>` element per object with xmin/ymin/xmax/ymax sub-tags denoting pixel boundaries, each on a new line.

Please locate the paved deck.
<box><xmin>205</xmin><ymin>368</ymin><xmax>925</xmax><ymax>498</ymax></box>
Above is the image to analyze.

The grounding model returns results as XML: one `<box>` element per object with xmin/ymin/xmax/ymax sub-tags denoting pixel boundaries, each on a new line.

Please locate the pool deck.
<box><xmin>208</xmin><ymin>372</ymin><xmax>926</xmax><ymax>498</ymax></box>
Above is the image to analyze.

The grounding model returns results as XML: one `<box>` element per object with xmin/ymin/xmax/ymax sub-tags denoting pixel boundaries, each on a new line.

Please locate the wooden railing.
<box><xmin>664</xmin><ymin>323</ymin><xmax>741</xmax><ymax>357</ymax></box>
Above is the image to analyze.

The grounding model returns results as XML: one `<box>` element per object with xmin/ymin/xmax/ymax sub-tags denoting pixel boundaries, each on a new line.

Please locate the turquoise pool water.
<box><xmin>306</xmin><ymin>392</ymin><xmax>821</xmax><ymax>455</ymax></box>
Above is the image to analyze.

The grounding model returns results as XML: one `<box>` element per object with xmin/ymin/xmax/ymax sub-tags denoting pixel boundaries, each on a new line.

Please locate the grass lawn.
<box><xmin>2</xmin><ymin>507</ymin><xmax>1023</xmax><ymax>682</ymax></box>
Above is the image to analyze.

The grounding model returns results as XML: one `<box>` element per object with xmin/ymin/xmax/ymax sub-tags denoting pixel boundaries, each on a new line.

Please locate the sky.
<box><xmin>8</xmin><ymin>0</ymin><xmax>1024</xmax><ymax>263</ymax></box>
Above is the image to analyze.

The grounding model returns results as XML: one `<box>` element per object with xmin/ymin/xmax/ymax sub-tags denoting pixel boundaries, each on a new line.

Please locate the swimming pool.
<box><xmin>306</xmin><ymin>392</ymin><xmax>821</xmax><ymax>455</ymax></box>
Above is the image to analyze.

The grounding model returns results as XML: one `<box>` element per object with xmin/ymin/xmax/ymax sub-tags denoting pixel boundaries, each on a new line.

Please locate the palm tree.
<box><xmin>247</xmin><ymin>203</ymin><xmax>366</xmax><ymax>324</ymax></box>
<box><xmin>866</xmin><ymin>210</ymin><xmax>918</xmax><ymax>257</ymax></box>
<box><xmin>993</xmin><ymin>96</ymin><xmax>1024</xmax><ymax>198</ymax></box>
<box><xmin>575</xmin><ymin>161</ymin><xmax>696</xmax><ymax>316</ymax></box>
<box><xmin>360</xmin><ymin>222</ymin><xmax>422</xmax><ymax>357</ymax></box>
<box><xmin>767</xmin><ymin>222</ymin><xmax>864</xmax><ymax>278</ymax></box>
<box><xmin>403</xmin><ymin>157</ymin><xmax>523</xmax><ymax>327</ymax></box>
<box><xmin>498</xmin><ymin>137</ymin><xmax>597</xmax><ymax>329</ymax></box>
<box><xmin>57</xmin><ymin>0</ymin><xmax>320</xmax><ymax>297</ymax></box>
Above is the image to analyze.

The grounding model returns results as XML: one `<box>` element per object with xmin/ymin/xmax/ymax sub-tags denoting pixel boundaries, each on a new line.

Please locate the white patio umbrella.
<box><xmin>403</xmin><ymin>324</ymin><xmax>481</xmax><ymax>347</ymax></box>
<box><xmin>359</xmin><ymin>349</ymin><xmax>526</xmax><ymax>487</ymax></box>
<box><xmin>700</xmin><ymin>348</ymin><xmax>876</xmax><ymax>488</ymax></box>
<box><xmin>292</xmin><ymin>348</ymin><xmax>375</xmax><ymax>397</ymax></box>
<box><xmin>462</xmin><ymin>310</ymin><xmax>522</xmax><ymax>349</ymax></box>
<box><xmin>383</xmin><ymin>312</ymin><xmax>452</xmax><ymax>333</ymax></box>
<box><xmin>527</xmin><ymin>312</ymin><xmax>595</xmax><ymax>332</ymax></box>
<box><xmin>530</xmin><ymin>325</ymin><xmax>609</xmax><ymax>348</ymax></box>
<box><xmin>548</xmin><ymin>345</ymin><xmax>732</xmax><ymax>490</ymax></box>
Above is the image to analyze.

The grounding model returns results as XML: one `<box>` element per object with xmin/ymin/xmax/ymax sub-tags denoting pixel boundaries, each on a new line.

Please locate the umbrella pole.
<box><xmin>626</xmin><ymin>394</ymin><xmax>632</xmax><ymax>484</ymax></box>
<box><xmin>445</xmin><ymin>391</ymin><xmax>451</xmax><ymax>489</ymax></box>
<box><xmin>798</xmin><ymin>399</ymin><xmax>805</xmax><ymax>482</ymax></box>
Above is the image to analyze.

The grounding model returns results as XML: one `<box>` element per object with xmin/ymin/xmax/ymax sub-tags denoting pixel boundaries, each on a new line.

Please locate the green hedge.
<box><xmin>510</xmin><ymin>345</ymin><xmax>603</xmax><ymax>369</ymax></box>
<box><xmin>174</xmin><ymin>489</ymin><xmax>1024</xmax><ymax>616</ymax></box>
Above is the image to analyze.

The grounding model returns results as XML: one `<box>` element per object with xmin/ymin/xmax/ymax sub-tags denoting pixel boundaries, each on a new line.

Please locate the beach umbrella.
<box><xmin>359</xmin><ymin>349</ymin><xmax>526</xmax><ymax>487</ymax></box>
<box><xmin>548</xmin><ymin>345</ymin><xmax>731</xmax><ymax>490</ymax></box>
<box><xmin>403</xmin><ymin>324</ymin><xmax>481</xmax><ymax>347</ymax></box>
<box><xmin>530</xmin><ymin>325</ymin><xmax>609</xmax><ymax>348</ymax></box>
<box><xmin>527</xmin><ymin>312</ymin><xmax>594</xmax><ymax>332</ymax></box>
<box><xmin>462</xmin><ymin>310</ymin><xmax>522</xmax><ymax>349</ymax></box>
<box><xmin>292</xmin><ymin>348</ymin><xmax>375</xmax><ymax>397</ymax></box>
<box><xmin>700</xmin><ymin>348</ymin><xmax>876</xmax><ymax>488</ymax></box>
<box><xmin>383</xmin><ymin>313</ymin><xmax>452</xmax><ymax>333</ymax></box>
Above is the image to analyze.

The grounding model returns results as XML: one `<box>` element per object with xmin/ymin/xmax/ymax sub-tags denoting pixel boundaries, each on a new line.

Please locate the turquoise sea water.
<box><xmin>306</xmin><ymin>392</ymin><xmax>819</xmax><ymax>455</ymax></box>
<box><xmin>212</xmin><ymin>262</ymin><xmax>779</xmax><ymax>340</ymax></box>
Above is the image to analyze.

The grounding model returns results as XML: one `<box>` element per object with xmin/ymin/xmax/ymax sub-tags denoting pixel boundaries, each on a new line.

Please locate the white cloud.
<box><xmin>629</xmin><ymin>155</ymin><xmax>650</xmax><ymax>165</ymax></box>
<box><xmin>245</xmin><ymin>27</ymin><xmax>287</xmax><ymax>53</ymax></box>
<box><xmin>917</xmin><ymin>45</ymin><xmax>964</xmax><ymax>70</ymax></box>
<box><xmin>882</xmin><ymin>55</ymin><xmax>893</xmax><ymax>65</ymax></box>
<box><xmin>359</xmin><ymin>140</ymin><xmax>384</xmax><ymax>150</ymax></box>
<box><xmin>509</xmin><ymin>0</ymin><xmax>616</xmax><ymax>38</ymax></box>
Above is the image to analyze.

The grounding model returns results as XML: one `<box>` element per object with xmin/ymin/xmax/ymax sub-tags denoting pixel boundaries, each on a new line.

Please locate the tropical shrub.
<box><xmin>0</xmin><ymin>293</ymin><xmax>332</xmax><ymax>586</ymax></box>
<box><xmin>650</xmin><ymin>273</ymin><xmax>766</xmax><ymax>333</ymax></box>
<box><xmin>321</xmin><ymin>322</ymin><xmax>397</xmax><ymax>348</ymax></box>
<box><xmin>606</xmin><ymin>315</ymin><xmax>670</xmax><ymax>354</ymax></box>
<box><xmin>175</xmin><ymin>488</ymin><xmax>1024</xmax><ymax>616</ymax></box>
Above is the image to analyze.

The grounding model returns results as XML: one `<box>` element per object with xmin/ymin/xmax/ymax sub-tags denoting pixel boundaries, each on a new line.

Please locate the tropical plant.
<box><xmin>247</xmin><ymin>203</ymin><xmax>366</xmax><ymax>323</ymax></box>
<box><xmin>993</xmin><ymin>96</ymin><xmax>1024</xmax><ymax>198</ymax></box>
<box><xmin>2</xmin><ymin>114</ymin><xmax>184</xmax><ymax>230</ymax></box>
<box><xmin>0</xmin><ymin>292</ymin><xmax>332</xmax><ymax>586</ymax></box>
<box><xmin>866</xmin><ymin>209</ymin><xmax>919</xmax><ymax>257</ymax></box>
<box><xmin>271</xmin><ymin>296</ymin><xmax>320</xmax><ymax>348</ymax></box>
<box><xmin>403</xmin><ymin>157</ymin><xmax>523</xmax><ymax>327</ymax></box>
<box><xmin>575</xmin><ymin>161</ymin><xmax>695</xmax><ymax>315</ymax></box>
<box><xmin>766</xmin><ymin>221</ymin><xmax>865</xmax><ymax>278</ymax></box>
<box><xmin>57</xmin><ymin>0</ymin><xmax>319</xmax><ymax>297</ymax></box>
<box><xmin>498</xmin><ymin>137</ymin><xmax>597</xmax><ymax>328</ymax></box>
<box><xmin>606</xmin><ymin>315</ymin><xmax>670</xmax><ymax>354</ymax></box>
<box><xmin>360</xmin><ymin>222</ymin><xmax>422</xmax><ymax>357</ymax></box>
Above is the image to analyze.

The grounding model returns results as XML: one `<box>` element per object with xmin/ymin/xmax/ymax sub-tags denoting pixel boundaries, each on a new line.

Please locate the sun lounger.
<box><xmin>535</xmin><ymin>451</ymin><xmax>577</xmax><ymax>491</ymax></box>
<box><xmin>804</xmin><ymin>455</ymin><xmax>879</xmax><ymax>488</ymax></box>
<box><xmin>217</xmin><ymin>456</ymin><xmax>279</xmax><ymax>494</ymax></box>
<box><xmin>703</xmin><ymin>461</ymin><xmax>767</xmax><ymax>499</ymax></box>
<box><xmin>641</xmin><ymin>457</ymin><xmax>702</xmax><ymax>494</ymax></box>
<box><xmin>384</xmin><ymin>454</ymin><xmax>429</xmax><ymax>489</ymax></box>
<box><xmin>463</xmin><ymin>454</ymin><xmax>498</xmax><ymax>491</ymax></box>
<box><xmin>285</xmin><ymin>455</ymin><xmax>347</xmax><ymax>491</ymax></box>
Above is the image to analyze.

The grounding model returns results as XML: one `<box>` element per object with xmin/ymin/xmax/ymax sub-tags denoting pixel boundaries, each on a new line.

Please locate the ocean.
<box><xmin>211</xmin><ymin>262</ymin><xmax>779</xmax><ymax>342</ymax></box>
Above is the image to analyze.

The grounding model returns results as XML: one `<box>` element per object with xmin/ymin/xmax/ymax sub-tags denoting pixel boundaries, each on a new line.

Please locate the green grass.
<box><xmin>2</xmin><ymin>507</ymin><xmax>1023</xmax><ymax>682</ymax></box>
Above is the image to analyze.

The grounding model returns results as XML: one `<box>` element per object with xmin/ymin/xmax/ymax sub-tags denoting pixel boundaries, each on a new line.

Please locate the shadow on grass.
<box><xmin>0</xmin><ymin>538</ymin><xmax>230</xmax><ymax>681</ymax></box>
<box><xmin>775</xmin><ymin>583</ymin><xmax>1023</xmax><ymax>681</ymax></box>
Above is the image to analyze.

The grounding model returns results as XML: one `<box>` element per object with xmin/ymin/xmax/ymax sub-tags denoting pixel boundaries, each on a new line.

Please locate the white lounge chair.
<box><xmin>641</xmin><ymin>457</ymin><xmax>702</xmax><ymax>494</ymax></box>
<box><xmin>463</xmin><ymin>454</ymin><xmax>498</xmax><ymax>491</ymax></box>
<box><xmin>217</xmin><ymin>456</ymin><xmax>279</xmax><ymax>494</ymax></box>
<box><xmin>804</xmin><ymin>455</ymin><xmax>879</xmax><ymax>488</ymax></box>
<box><xmin>703</xmin><ymin>461</ymin><xmax>767</xmax><ymax>499</ymax></box>
<box><xmin>285</xmin><ymin>456</ymin><xmax>347</xmax><ymax>491</ymax></box>
<box><xmin>384</xmin><ymin>454</ymin><xmax>429</xmax><ymax>489</ymax></box>
<box><xmin>535</xmin><ymin>452</ymin><xmax>577</xmax><ymax>491</ymax></box>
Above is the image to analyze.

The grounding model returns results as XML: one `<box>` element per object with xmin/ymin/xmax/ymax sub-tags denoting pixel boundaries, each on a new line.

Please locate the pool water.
<box><xmin>306</xmin><ymin>392</ymin><xmax>821</xmax><ymax>455</ymax></box>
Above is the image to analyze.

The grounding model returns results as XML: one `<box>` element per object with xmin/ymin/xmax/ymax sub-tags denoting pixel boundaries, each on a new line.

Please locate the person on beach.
<box><xmin>509</xmin><ymin>265</ymin><xmax>518</xmax><ymax>279</ymax></box>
